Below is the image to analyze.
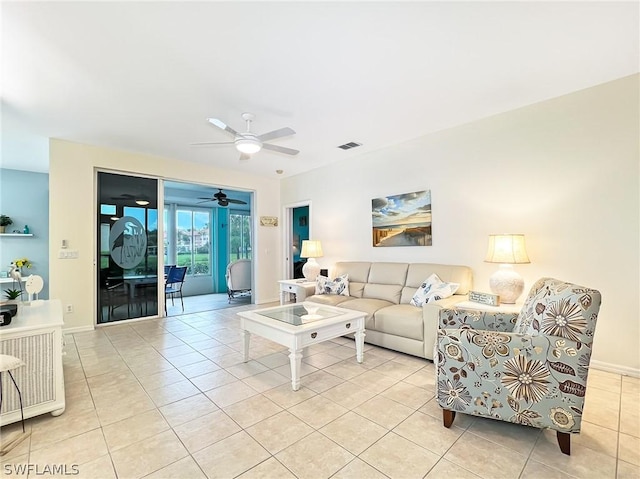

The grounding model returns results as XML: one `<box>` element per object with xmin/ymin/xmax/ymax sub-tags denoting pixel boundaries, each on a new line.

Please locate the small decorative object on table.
<box><xmin>3</xmin><ymin>288</ymin><xmax>22</xmax><ymax>302</ymax></box>
<box><xmin>0</xmin><ymin>215</ymin><xmax>12</xmax><ymax>234</ymax></box>
<box><xmin>13</xmin><ymin>258</ymin><xmax>32</xmax><ymax>272</ymax></box>
<box><xmin>468</xmin><ymin>290</ymin><xmax>500</xmax><ymax>306</ymax></box>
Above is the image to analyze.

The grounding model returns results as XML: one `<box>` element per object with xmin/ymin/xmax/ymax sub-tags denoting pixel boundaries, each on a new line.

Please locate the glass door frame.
<box><xmin>95</xmin><ymin>168</ymin><xmax>166</xmax><ymax>325</ymax></box>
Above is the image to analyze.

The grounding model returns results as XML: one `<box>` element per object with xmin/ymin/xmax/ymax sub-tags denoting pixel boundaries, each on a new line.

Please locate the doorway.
<box><xmin>163</xmin><ymin>181</ymin><xmax>253</xmax><ymax>315</ymax></box>
<box><xmin>284</xmin><ymin>201</ymin><xmax>311</xmax><ymax>279</ymax></box>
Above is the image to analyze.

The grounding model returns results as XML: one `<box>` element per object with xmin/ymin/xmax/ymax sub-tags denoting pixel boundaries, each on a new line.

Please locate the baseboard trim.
<box><xmin>591</xmin><ymin>359</ymin><xmax>640</xmax><ymax>378</ymax></box>
<box><xmin>63</xmin><ymin>325</ymin><xmax>94</xmax><ymax>334</ymax></box>
<box><xmin>256</xmin><ymin>297</ymin><xmax>280</xmax><ymax>305</ymax></box>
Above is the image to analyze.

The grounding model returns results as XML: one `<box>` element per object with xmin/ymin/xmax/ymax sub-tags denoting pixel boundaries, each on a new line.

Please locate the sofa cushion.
<box><xmin>410</xmin><ymin>274</ymin><xmax>459</xmax><ymax>307</ymax></box>
<box><xmin>362</xmin><ymin>263</ymin><xmax>408</xmax><ymax>304</ymax></box>
<box><xmin>374</xmin><ymin>304</ymin><xmax>424</xmax><ymax>341</ymax></box>
<box><xmin>306</xmin><ymin>294</ymin><xmax>351</xmax><ymax>307</ymax></box>
<box><xmin>363</xmin><ymin>283</ymin><xmax>403</xmax><ymax>304</ymax></box>
<box><xmin>367</xmin><ymin>262</ymin><xmax>409</xmax><ymax>285</ymax></box>
<box><xmin>335</xmin><ymin>262</ymin><xmax>371</xmax><ymax>298</ymax></box>
<box><xmin>338</xmin><ymin>298</ymin><xmax>394</xmax><ymax>329</ymax></box>
<box><xmin>315</xmin><ymin>274</ymin><xmax>349</xmax><ymax>296</ymax></box>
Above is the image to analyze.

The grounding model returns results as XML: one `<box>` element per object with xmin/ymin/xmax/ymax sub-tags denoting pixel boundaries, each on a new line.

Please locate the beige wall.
<box><xmin>49</xmin><ymin>140</ymin><xmax>282</xmax><ymax>331</ymax></box>
<box><xmin>282</xmin><ymin>75</ymin><xmax>640</xmax><ymax>374</ymax></box>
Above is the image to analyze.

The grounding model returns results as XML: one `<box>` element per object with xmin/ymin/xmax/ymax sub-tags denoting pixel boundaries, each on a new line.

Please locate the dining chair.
<box><xmin>165</xmin><ymin>266</ymin><xmax>187</xmax><ymax>314</ymax></box>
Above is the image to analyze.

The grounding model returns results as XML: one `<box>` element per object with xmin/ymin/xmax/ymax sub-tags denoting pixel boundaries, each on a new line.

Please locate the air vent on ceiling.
<box><xmin>337</xmin><ymin>141</ymin><xmax>362</xmax><ymax>150</ymax></box>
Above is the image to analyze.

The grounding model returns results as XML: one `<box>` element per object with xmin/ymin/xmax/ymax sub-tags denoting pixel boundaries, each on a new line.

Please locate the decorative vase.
<box><xmin>0</xmin><ymin>225</ymin><xmax>5</xmax><ymax>234</ymax></box>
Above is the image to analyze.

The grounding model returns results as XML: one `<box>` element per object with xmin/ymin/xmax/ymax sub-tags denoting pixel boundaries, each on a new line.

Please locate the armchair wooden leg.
<box><xmin>443</xmin><ymin>409</ymin><xmax>456</xmax><ymax>428</ymax></box>
<box><xmin>557</xmin><ymin>431</ymin><xmax>571</xmax><ymax>455</ymax></box>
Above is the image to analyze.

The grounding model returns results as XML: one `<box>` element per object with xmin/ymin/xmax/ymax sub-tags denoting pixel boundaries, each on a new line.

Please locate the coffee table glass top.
<box><xmin>256</xmin><ymin>303</ymin><xmax>341</xmax><ymax>325</ymax></box>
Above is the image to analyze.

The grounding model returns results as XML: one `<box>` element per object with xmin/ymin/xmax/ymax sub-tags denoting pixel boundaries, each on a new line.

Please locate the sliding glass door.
<box><xmin>97</xmin><ymin>172</ymin><xmax>158</xmax><ymax>323</ymax></box>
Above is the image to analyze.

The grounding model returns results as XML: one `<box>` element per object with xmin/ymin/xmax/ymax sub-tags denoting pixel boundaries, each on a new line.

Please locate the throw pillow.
<box><xmin>410</xmin><ymin>273</ymin><xmax>459</xmax><ymax>307</ymax></box>
<box><xmin>315</xmin><ymin>274</ymin><xmax>350</xmax><ymax>296</ymax></box>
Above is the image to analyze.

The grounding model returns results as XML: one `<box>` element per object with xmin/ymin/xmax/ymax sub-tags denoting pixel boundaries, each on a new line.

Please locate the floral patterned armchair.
<box><xmin>435</xmin><ymin>278</ymin><xmax>601</xmax><ymax>455</ymax></box>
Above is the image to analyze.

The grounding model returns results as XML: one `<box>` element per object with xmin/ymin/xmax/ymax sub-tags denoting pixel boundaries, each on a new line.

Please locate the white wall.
<box><xmin>49</xmin><ymin>140</ymin><xmax>282</xmax><ymax>331</ymax></box>
<box><xmin>282</xmin><ymin>75</ymin><xmax>640</xmax><ymax>374</ymax></box>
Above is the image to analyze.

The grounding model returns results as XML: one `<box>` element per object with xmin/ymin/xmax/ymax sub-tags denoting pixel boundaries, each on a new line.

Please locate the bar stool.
<box><xmin>0</xmin><ymin>354</ymin><xmax>26</xmax><ymax>432</ymax></box>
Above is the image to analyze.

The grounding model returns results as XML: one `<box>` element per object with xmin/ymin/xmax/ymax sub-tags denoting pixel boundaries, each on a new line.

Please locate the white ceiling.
<box><xmin>2</xmin><ymin>2</ymin><xmax>638</xmax><ymax>178</ymax></box>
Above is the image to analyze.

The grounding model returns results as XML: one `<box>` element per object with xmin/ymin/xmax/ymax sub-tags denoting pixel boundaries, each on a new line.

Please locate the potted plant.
<box><xmin>0</xmin><ymin>215</ymin><xmax>12</xmax><ymax>234</ymax></box>
<box><xmin>3</xmin><ymin>288</ymin><xmax>22</xmax><ymax>301</ymax></box>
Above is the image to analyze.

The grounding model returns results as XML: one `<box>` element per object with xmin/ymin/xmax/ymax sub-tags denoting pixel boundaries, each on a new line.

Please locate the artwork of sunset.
<box><xmin>372</xmin><ymin>190</ymin><xmax>432</xmax><ymax>247</ymax></box>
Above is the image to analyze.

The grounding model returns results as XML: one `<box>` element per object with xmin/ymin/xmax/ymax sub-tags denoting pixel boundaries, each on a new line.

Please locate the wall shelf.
<box><xmin>0</xmin><ymin>233</ymin><xmax>34</xmax><ymax>237</ymax></box>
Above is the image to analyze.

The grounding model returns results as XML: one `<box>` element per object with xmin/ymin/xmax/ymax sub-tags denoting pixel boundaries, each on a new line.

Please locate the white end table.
<box><xmin>454</xmin><ymin>300</ymin><xmax>522</xmax><ymax>313</ymax></box>
<box><xmin>278</xmin><ymin>279</ymin><xmax>316</xmax><ymax>305</ymax></box>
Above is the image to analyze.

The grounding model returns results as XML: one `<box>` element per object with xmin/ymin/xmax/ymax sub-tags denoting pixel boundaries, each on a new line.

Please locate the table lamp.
<box><xmin>484</xmin><ymin>234</ymin><xmax>530</xmax><ymax>303</ymax></box>
<box><xmin>300</xmin><ymin>240</ymin><xmax>323</xmax><ymax>281</ymax></box>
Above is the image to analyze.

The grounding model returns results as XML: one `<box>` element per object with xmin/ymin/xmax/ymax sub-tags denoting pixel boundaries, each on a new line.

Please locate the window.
<box><xmin>229</xmin><ymin>211</ymin><xmax>251</xmax><ymax>261</ymax></box>
<box><xmin>176</xmin><ymin>208</ymin><xmax>211</xmax><ymax>275</ymax></box>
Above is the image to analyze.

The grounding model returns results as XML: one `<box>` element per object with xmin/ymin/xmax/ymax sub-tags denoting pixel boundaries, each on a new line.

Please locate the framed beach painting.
<box><xmin>371</xmin><ymin>190</ymin><xmax>432</xmax><ymax>247</ymax></box>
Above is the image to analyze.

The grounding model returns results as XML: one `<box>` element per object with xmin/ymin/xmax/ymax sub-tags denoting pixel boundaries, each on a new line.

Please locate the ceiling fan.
<box><xmin>192</xmin><ymin>112</ymin><xmax>299</xmax><ymax>160</ymax></box>
<box><xmin>198</xmin><ymin>189</ymin><xmax>247</xmax><ymax>207</ymax></box>
<box><xmin>110</xmin><ymin>193</ymin><xmax>151</xmax><ymax>206</ymax></box>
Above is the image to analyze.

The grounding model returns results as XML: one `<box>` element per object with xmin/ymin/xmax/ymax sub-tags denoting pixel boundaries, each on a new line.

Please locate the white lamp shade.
<box><xmin>300</xmin><ymin>240</ymin><xmax>323</xmax><ymax>258</ymax></box>
<box><xmin>485</xmin><ymin>234</ymin><xmax>530</xmax><ymax>264</ymax></box>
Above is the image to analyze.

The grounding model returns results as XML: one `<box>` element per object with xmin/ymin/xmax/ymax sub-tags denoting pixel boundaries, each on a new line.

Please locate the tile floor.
<box><xmin>1</xmin><ymin>303</ymin><xmax>638</xmax><ymax>479</ymax></box>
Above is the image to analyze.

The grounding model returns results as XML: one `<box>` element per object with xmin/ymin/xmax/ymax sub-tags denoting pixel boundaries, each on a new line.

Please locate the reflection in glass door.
<box><xmin>97</xmin><ymin>172</ymin><xmax>158</xmax><ymax>323</ymax></box>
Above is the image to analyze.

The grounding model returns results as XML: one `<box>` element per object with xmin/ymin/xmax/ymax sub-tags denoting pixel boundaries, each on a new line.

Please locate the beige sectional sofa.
<box><xmin>306</xmin><ymin>262</ymin><xmax>472</xmax><ymax>360</ymax></box>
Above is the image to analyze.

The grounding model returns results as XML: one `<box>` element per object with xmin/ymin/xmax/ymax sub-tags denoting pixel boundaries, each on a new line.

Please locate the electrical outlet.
<box><xmin>65</xmin><ymin>304</ymin><xmax>74</xmax><ymax>313</ymax></box>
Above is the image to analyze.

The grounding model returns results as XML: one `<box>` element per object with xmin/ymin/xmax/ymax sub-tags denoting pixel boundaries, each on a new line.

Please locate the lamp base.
<box><xmin>302</xmin><ymin>258</ymin><xmax>321</xmax><ymax>281</ymax></box>
<box><xmin>489</xmin><ymin>264</ymin><xmax>524</xmax><ymax>304</ymax></box>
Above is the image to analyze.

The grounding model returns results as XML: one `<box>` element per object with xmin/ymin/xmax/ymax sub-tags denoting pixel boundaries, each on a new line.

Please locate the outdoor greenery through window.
<box><xmin>230</xmin><ymin>212</ymin><xmax>251</xmax><ymax>261</ymax></box>
<box><xmin>175</xmin><ymin>208</ymin><xmax>211</xmax><ymax>275</ymax></box>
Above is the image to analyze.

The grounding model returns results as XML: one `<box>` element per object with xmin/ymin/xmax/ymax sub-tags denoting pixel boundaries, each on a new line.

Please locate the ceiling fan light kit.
<box><xmin>235</xmin><ymin>136</ymin><xmax>262</xmax><ymax>154</ymax></box>
<box><xmin>195</xmin><ymin>112</ymin><xmax>299</xmax><ymax>159</ymax></box>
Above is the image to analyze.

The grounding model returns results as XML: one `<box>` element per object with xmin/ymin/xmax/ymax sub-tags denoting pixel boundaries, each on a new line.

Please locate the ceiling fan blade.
<box><xmin>197</xmin><ymin>197</ymin><xmax>214</xmax><ymax>200</ymax></box>
<box><xmin>207</xmin><ymin>118</ymin><xmax>239</xmax><ymax>137</ymax></box>
<box><xmin>239</xmin><ymin>153</ymin><xmax>251</xmax><ymax>161</ymax></box>
<box><xmin>196</xmin><ymin>199</ymin><xmax>213</xmax><ymax>204</ymax></box>
<box><xmin>262</xmin><ymin>144</ymin><xmax>300</xmax><ymax>156</ymax></box>
<box><xmin>257</xmin><ymin>127</ymin><xmax>295</xmax><ymax>142</ymax></box>
<box><xmin>190</xmin><ymin>141</ymin><xmax>234</xmax><ymax>146</ymax></box>
<box><xmin>226</xmin><ymin>198</ymin><xmax>247</xmax><ymax>205</ymax></box>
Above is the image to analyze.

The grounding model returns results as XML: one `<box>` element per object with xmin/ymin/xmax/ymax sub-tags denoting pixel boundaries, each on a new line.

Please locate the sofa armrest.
<box><xmin>421</xmin><ymin>295</ymin><xmax>468</xmax><ymax>360</ymax></box>
<box><xmin>439</xmin><ymin>308</ymin><xmax>518</xmax><ymax>332</ymax></box>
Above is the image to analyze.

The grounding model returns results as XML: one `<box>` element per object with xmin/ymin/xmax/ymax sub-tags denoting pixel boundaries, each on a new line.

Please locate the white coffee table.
<box><xmin>238</xmin><ymin>302</ymin><xmax>366</xmax><ymax>391</ymax></box>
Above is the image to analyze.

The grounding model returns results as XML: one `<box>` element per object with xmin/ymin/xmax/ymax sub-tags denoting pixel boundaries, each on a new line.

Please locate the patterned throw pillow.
<box><xmin>410</xmin><ymin>273</ymin><xmax>459</xmax><ymax>307</ymax></box>
<box><xmin>315</xmin><ymin>274</ymin><xmax>350</xmax><ymax>296</ymax></box>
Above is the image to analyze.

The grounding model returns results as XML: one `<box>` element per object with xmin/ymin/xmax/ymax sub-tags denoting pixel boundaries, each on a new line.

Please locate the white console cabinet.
<box><xmin>0</xmin><ymin>299</ymin><xmax>65</xmax><ymax>426</ymax></box>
